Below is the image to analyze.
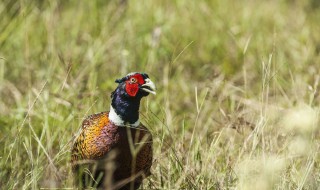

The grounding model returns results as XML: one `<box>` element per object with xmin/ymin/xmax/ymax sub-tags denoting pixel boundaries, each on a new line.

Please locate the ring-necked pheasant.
<box><xmin>71</xmin><ymin>72</ymin><xmax>156</xmax><ymax>190</ymax></box>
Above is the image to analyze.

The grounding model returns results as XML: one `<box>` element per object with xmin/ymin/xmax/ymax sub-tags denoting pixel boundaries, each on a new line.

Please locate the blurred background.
<box><xmin>0</xmin><ymin>0</ymin><xmax>319</xmax><ymax>189</ymax></box>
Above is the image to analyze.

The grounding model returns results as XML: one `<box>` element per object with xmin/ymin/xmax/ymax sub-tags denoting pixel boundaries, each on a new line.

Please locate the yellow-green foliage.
<box><xmin>0</xmin><ymin>0</ymin><xmax>320</xmax><ymax>189</ymax></box>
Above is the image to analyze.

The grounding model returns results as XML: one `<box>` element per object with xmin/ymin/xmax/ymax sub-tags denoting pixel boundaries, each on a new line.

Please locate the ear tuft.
<box><xmin>115</xmin><ymin>76</ymin><xmax>128</xmax><ymax>83</ymax></box>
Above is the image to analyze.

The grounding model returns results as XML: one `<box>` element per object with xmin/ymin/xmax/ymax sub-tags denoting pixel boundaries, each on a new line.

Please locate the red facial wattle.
<box><xmin>133</xmin><ymin>74</ymin><xmax>145</xmax><ymax>85</ymax></box>
<box><xmin>125</xmin><ymin>74</ymin><xmax>145</xmax><ymax>97</ymax></box>
<box><xmin>126</xmin><ymin>82</ymin><xmax>139</xmax><ymax>96</ymax></box>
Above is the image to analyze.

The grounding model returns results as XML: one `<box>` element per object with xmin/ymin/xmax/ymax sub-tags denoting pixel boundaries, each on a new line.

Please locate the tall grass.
<box><xmin>0</xmin><ymin>0</ymin><xmax>320</xmax><ymax>189</ymax></box>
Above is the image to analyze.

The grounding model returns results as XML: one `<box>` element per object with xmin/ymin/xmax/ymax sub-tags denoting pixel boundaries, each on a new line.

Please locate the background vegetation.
<box><xmin>1</xmin><ymin>0</ymin><xmax>320</xmax><ymax>189</ymax></box>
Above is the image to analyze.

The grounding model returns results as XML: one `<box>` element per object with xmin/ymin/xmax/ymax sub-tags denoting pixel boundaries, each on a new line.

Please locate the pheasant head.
<box><xmin>109</xmin><ymin>72</ymin><xmax>156</xmax><ymax>126</ymax></box>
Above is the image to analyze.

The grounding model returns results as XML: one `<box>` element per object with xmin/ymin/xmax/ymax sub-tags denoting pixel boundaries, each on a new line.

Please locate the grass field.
<box><xmin>1</xmin><ymin>0</ymin><xmax>320</xmax><ymax>189</ymax></box>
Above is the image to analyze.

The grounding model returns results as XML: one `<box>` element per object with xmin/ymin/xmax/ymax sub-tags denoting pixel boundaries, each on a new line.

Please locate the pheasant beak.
<box><xmin>141</xmin><ymin>78</ymin><xmax>156</xmax><ymax>95</ymax></box>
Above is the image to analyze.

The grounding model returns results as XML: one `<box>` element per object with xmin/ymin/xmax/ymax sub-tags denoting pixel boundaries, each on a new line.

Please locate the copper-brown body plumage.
<box><xmin>71</xmin><ymin>112</ymin><xmax>153</xmax><ymax>189</ymax></box>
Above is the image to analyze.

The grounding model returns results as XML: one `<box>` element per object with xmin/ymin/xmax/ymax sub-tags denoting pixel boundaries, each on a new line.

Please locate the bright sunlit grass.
<box><xmin>0</xmin><ymin>0</ymin><xmax>320</xmax><ymax>189</ymax></box>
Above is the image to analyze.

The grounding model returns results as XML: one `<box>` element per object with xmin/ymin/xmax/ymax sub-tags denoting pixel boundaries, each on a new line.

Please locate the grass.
<box><xmin>1</xmin><ymin>0</ymin><xmax>320</xmax><ymax>189</ymax></box>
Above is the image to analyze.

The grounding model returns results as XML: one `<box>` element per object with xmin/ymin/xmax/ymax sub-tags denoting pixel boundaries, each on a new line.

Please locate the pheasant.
<box><xmin>71</xmin><ymin>72</ymin><xmax>156</xmax><ymax>190</ymax></box>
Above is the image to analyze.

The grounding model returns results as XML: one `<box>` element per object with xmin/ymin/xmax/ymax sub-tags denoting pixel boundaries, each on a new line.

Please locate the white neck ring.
<box><xmin>109</xmin><ymin>105</ymin><xmax>140</xmax><ymax>127</ymax></box>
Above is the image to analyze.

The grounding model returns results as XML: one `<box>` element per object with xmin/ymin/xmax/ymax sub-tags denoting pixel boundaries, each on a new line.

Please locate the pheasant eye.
<box><xmin>130</xmin><ymin>77</ymin><xmax>137</xmax><ymax>83</ymax></box>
